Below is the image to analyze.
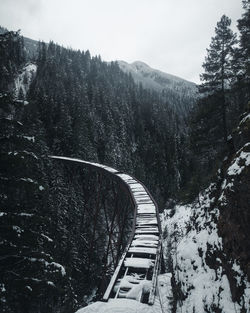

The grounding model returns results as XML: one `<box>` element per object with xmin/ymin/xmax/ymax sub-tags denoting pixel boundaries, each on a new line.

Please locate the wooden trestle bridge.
<box><xmin>51</xmin><ymin>156</ymin><xmax>164</xmax><ymax>306</ymax></box>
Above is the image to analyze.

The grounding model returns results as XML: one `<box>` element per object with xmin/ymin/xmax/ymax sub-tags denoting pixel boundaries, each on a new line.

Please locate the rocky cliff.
<box><xmin>162</xmin><ymin>104</ymin><xmax>250</xmax><ymax>312</ymax></box>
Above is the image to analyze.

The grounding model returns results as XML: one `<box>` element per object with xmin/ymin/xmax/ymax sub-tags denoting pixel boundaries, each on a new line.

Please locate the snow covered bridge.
<box><xmin>50</xmin><ymin>156</ymin><xmax>168</xmax><ymax>312</ymax></box>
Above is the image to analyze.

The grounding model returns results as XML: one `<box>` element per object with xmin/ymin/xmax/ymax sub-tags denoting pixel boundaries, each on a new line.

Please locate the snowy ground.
<box><xmin>161</xmin><ymin>185</ymin><xmax>250</xmax><ymax>313</ymax></box>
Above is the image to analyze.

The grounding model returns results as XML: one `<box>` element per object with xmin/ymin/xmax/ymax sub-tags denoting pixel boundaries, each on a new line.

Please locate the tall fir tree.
<box><xmin>236</xmin><ymin>0</ymin><xmax>250</xmax><ymax>94</ymax></box>
<box><xmin>200</xmin><ymin>15</ymin><xmax>237</xmax><ymax>142</ymax></box>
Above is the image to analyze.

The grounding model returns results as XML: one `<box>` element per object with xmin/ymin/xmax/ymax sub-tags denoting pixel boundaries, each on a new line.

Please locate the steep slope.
<box><xmin>162</xmin><ymin>108</ymin><xmax>250</xmax><ymax>313</ymax></box>
<box><xmin>117</xmin><ymin>60</ymin><xmax>197</xmax><ymax>116</ymax></box>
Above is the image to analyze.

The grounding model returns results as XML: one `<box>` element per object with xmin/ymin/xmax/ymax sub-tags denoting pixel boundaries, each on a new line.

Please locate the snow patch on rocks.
<box><xmin>161</xmin><ymin>184</ymin><xmax>250</xmax><ymax>313</ymax></box>
<box><xmin>227</xmin><ymin>144</ymin><xmax>250</xmax><ymax>176</ymax></box>
<box><xmin>14</xmin><ymin>63</ymin><xmax>37</xmax><ymax>99</ymax></box>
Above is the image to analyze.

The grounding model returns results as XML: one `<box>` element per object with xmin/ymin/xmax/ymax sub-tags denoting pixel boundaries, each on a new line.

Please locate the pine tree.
<box><xmin>236</xmin><ymin>0</ymin><xmax>250</xmax><ymax>93</ymax></box>
<box><xmin>0</xmin><ymin>30</ymin><xmax>25</xmax><ymax>91</ymax></box>
<box><xmin>200</xmin><ymin>15</ymin><xmax>237</xmax><ymax>142</ymax></box>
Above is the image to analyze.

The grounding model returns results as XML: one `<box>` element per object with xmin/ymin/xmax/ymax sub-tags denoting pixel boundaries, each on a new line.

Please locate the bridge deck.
<box><xmin>50</xmin><ymin>156</ymin><xmax>163</xmax><ymax>305</ymax></box>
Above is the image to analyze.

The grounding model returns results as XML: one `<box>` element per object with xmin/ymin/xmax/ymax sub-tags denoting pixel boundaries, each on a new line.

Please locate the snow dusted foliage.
<box><xmin>162</xmin><ymin>187</ymin><xmax>250</xmax><ymax>312</ymax></box>
<box><xmin>14</xmin><ymin>63</ymin><xmax>37</xmax><ymax>99</ymax></box>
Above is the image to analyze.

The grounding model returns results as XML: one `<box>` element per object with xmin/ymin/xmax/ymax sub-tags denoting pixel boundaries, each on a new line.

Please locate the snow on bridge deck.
<box><xmin>75</xmin><ymin>273</ymin><xmax>173</xmax><ymax>313</ymax></box>
<box><xmin>75</xmin><ymin>299</ymin><xmax>160</xmax><ymax>313</ymax></box>
<box><xmin>50</xmin><ymin>156</ymin><xmax>164</xmax><ymax>307</ymax></box>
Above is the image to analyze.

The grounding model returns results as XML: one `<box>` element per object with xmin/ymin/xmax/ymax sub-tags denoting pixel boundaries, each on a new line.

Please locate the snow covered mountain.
<box><xmin>117</xmin><ymin>60</ymin><xmax>197</xmax><ymax>116</ymax></box>
<box><xmin>118</xmin><ymin>61</ymin><xmax>196</xmax><ymax>93</ymax></box>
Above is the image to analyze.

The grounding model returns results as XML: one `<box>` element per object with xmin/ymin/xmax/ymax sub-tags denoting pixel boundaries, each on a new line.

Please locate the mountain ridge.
<box><xmin>120</xmin><ymin>60</ymin><xmax>196</xmax><ymax>84</ymax></box>
<box><xmin>117</xmin><ymin>60</ymin><xmax>197</xmax><ymax>116</ymax></box>
<box><xmin>117</xmin><ymin>60</ymin><xmax>197</xmax><ymax>92</ymax></box>
<box><xmin>1</xmin><ymin>25</ymin><xmax>197</xmax><ymax>117</ymax></box>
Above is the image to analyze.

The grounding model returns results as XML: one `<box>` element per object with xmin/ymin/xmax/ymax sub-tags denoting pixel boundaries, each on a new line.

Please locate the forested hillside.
<box><xmin>117</xmin><ymin>60</ymin><xmax>197</xmax><ymax>118</ymax></box>
<box><xmin>0</xmin><ymin>28</ymin><xmax>194</xmax><ymax>313</ymax></box>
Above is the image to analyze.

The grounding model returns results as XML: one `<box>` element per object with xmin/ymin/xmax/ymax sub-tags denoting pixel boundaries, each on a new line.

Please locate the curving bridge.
<box><xmin>50</xmin><ymin>156</ymin><xmax>164</xmax><ymax>306</ymax></box>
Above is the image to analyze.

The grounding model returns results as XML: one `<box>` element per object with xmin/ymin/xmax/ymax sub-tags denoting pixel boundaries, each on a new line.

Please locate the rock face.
<box><xmin>14</xmin><ymin>63</ymin><xmax>37</xmax><ymax>99</ymax></box>
<box><xmin>162</xmin><ymin>107</ymin><xmax>250</xmax><ymax>313</ymax></box>
<box><xmin>218</xmin><ymin>107</ymin><xmax>250</xmax><ymax>283</ymax></box>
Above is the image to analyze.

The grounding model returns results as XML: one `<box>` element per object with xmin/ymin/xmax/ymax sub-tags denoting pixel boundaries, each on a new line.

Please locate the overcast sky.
<box><xmin>0</xmin><ymin>0</ymin><xmax>244</xmax><ymax>83</ymax></box>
